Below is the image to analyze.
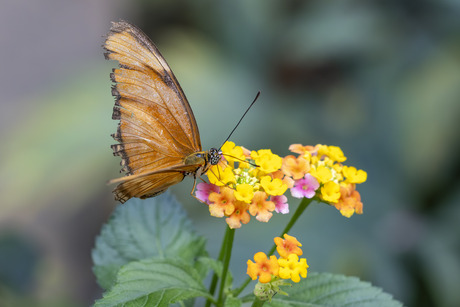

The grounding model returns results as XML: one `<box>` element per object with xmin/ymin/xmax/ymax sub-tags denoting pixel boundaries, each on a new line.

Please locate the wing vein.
<box><xmin>118</xmin><ymin>99</ymin><xmax>194</xmax><ymax>154</ymax></box>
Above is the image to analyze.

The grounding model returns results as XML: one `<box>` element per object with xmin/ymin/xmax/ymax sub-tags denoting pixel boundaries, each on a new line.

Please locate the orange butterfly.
<box><xmin>104</xmin><ymin>21</ymin><xmax>221</xmax><ymax>203</ymax></box>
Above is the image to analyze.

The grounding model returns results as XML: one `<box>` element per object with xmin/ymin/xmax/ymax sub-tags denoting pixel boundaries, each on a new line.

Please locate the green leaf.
<box><xmin>195</xmin><ymin>256</ymin><xmax>223</xmax><ymax>280</ymax></box>
<box><xmin>94</xmin><ymin>258</ymin><xmax>213</xmax><ymax>307</ymax></box>
<box><xmin>259</xmin><ymin>273</ymin><xmax>403</xmax><ymax>307</ymax></box>
<box><xmin>196</xmin><ymin>257</ymin><xmax>233</xmax><ymax>290</ymax></box>
<box><xmin>92</xmin><ymin>194</ymin><xmax>207</xmax><ymax>290</ymax></box>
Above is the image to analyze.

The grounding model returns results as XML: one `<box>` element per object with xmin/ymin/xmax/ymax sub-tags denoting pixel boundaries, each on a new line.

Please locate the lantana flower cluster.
<box><xmin>196</xmin><ymin>141</ymin><xmax>367</xmax><ymax>228</ymax></box>
<box><xmin>284</xmin><ymin>144</ymin><xmax>367</xmax><ymax>217</ymax></box>
<box><xmin>247</xmin><ymin>234</ymin><xmax>308</xmax><ymax>300</ymax></box>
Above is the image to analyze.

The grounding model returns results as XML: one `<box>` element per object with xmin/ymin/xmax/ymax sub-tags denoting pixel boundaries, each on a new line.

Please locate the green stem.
<box><xmin>251</xmin><ymin>297</ymin><xmax>266</xmax><ymax>307</ymax></box>
<box><xmin>234</xmin><ymin>277</ymin><xmax>252</xmax><ymax>298</ymax></box>
<box><xmin>217</xmin><ymin>227</ymin><xmax>235</xmax><ymax>306</ymax></box>
<box><xmin>233</xmin><ymin>197</ymin><xmax>314</xmax><ymax>297</ymax></box>
<box><xmin>205</xmin><ymin>227</ymin><xmax>230</xmax><ymax>307</ymax></box>
<box><xmin>267</xmin><ymin>197</ymin><xmax>314</xmax><ymax>256</ymax></box>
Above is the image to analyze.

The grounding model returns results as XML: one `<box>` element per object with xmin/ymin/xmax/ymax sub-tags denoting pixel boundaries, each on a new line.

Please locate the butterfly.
<box><xmin>104</xmin><ymin>20</ymin><xmax>221</xmax><ymax>203</ymax></box>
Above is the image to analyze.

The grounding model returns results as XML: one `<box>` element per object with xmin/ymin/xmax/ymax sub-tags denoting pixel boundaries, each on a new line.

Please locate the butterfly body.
<box><xmin>104</xmin><ymin>21</ymin><xmax>220</xmax><ymax>203</ymax></box>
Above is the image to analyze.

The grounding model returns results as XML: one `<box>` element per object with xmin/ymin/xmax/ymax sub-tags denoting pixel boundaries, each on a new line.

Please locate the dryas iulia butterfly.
<box><xmin>104</xmin><ymin>21</ymin><xmax>221</xmax><ymax>203</ymax></box>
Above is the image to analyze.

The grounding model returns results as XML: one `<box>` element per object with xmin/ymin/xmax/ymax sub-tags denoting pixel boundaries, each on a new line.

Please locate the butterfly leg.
<box><xmin>190</xmin><ymin>175</ymin><xmax>204</xmax><ymax>203</ymax></box>
<box><xmin>190</xmin><ymin>175</ymin><xmax>198</xmax><ymax>194</ymax></box>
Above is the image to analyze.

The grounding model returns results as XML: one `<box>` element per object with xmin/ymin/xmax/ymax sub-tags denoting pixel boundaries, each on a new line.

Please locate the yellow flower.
<box><xmin>316</xmin><ymin>144</ymin><xmax>328</xmax><ymax>157</ymax></box>
<box><xmin>316</xmin><ymin>145</ymin><xmax>346</xmax><ymax>163</ymax></box>
<box><xmin>247</xmin><ymin>252</ymin><xmax>280</xmax><ymax>283</ymax></box>
<box><xmin>260</xmin><ymin>176</ymin><xmax>288</xmax><ymax>196</ymax></box>
<box><xmin>342</xmin><ymin>166</ymin><xmax>367</xmax><ymax>184</ymax></box>
<box><xmin>208</xmin><ymin>165</ymin><xmax>236</xmax><ymax>186</ymax></box>
<box><xmin>251</xmin><ymin>149</ymin><xmax>283</xmax><ymax>173</ymax></box>
<box><xmin>321</xmin><ymin>181</ymin><xmax>341</xmax><ymax>203</ymax></box>
<box><xmin>310</xmin><ymin>164</ymin><xmax>332</xmax><ymax>184</ymax></box>
<box><xmin>325</xmin><ymin>145</ymin><xmax>347</xmax><ymax>162</ymax></box>
<box><xmin>221</xmin><ymin>141</ymin><xmax>246</xmax><ymax>163</ymax></box>
<box><xmin>234</xmin><ymin>184</ymin><xmax>254</xmax><ymax>203</ymax></box>
<box><xmin>278</xmin><ymin>254</ymin><xmax>308</xmax><ymax>283</ymax></box>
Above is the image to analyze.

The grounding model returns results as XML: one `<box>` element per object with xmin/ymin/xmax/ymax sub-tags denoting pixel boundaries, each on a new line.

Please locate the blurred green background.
<box><xmin>1</xmin><ymin>0</ymin><xmax>460</xmax><ymax>306</ymax></box>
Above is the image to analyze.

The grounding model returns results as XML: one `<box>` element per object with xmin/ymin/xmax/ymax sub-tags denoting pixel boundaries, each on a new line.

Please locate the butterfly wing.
<box><xmin>104</xmin><ymin>20</ymin><xmax>202</xmax><ymax>202</ymax></box>
<box><xmin>109</xmin><ymin>164</ymin><xmax>204</xmax><ymax>203</ymax></box>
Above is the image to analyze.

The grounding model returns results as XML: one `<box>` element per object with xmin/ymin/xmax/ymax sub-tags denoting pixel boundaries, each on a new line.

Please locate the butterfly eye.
<box><xmin>209</xmin><ymin>148</ymin><xmax>222</xmax><ymax>165</ymax></box>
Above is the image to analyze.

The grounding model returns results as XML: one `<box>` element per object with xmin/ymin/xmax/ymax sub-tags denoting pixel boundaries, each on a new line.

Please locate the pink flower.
<box><xmin>290</xmin><ymin>174</ymin><xmax>319</xmax><ymax>199</ymax></box>
<box><xmin>196</xmin><ymin>182</ymin><xmax>219</xmax><ymax>204</ymax></box>
<box><xmin>272</xmin><ymin>195</ymin><xmax>289</xmax><ymax>214</ymax></box>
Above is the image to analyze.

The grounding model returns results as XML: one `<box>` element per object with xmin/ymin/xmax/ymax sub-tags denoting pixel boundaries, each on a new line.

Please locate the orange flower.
<box><xmin>248</xmin><ymin>191</ymin><xmax>275</xmax><ymax>222</ymax></box>
<box><xmin>208</xmin><ymin>186</ymin><xmax>236</xmax><ymax>217</ymax></box>
<box><xmin>226</xmin><ymin>201</ymin><xmax>250</xmax><ymax>229</ymax></box>
<box><xmin>282</xmin><ymin>155</ymin><xmax>310</xmax><ymax>180</ymax></box>
<box><xmin>288</xmin><ymin>144</ymin><xmax>315</xmax><ymax>155</ymax></box>
<box><xmin>271</xmin><ymin>170</ymin><xmax>295</xmax><ymax>189</ymax></box>
<box><xmin>274</xmin><ymin>234</ymin><xmax>303</xmax><ymax>259</ymax></box>
<box><xmin>247</xmin><ymin>252</ymin><xmax>280</xmax><ymax>283</ymax></box>
<box><xmin>333</xmin><ymin>184</ymin><xmax>363</xmax><ymax>217</ymax></box>
<box><xmin>240</xmin><ymin>145</ymin><xmax>252</xmax><ymax>159</ymax></box>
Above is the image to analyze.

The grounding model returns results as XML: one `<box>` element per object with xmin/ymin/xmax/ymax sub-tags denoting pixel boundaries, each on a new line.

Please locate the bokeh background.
<box><xmin>1</xmin><ymin>0</ymin><xmax>460</xmax><ymax>306</ymax></box>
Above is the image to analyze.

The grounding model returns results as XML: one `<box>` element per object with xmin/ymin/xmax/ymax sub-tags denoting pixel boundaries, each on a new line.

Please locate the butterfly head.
<box><xmin>208</xmin><ymin>148</ymin><xmax>222</xmax><ymax>165</ymax></box>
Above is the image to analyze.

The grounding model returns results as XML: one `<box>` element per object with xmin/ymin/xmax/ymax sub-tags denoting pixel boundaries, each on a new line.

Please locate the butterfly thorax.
<box><xmin>184</xmin><ymin>148</ymin><xmax>221</xmax><ymax>176</ymax></box>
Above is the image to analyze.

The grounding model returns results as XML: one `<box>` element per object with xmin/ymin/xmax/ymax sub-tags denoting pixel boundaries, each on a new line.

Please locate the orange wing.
<box><xmin>108</xmin><ymin>164</ymin><xmax>204</xmax><ymax>203</ymax></box>
<box><xmin>104</xmin><ymin>20</ymin><xmax>202</xmax><ymax>202</ymax></box>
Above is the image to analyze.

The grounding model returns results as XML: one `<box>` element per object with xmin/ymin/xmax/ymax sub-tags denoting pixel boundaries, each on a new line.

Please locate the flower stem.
<box><xmin>232</xmin><ymin>197</ymin><xmax>314</xmax><ymax>297</ymax></box>
<box><xmin>206</xmin><ymin>227</ymin><xmax>231</xmax><ymax>307</ymax></box>
<box><xmin>267</xmin><ymin>197</ymin><xmax>314</xmax><ymax>256</ymax></box>
<box><xmin>217</xmin><ymin>226</ymin><xmax>235</xmax><ymax>306</ymax></box>
<box><xmin>251</xmin><ymin>297</ymin><xmax>266</xmax><ymax>307</ymax></box>
<box><xmin>234</xmin><ymin>277</ymin><xmax>252</xmax><ymax>298</ymax></box>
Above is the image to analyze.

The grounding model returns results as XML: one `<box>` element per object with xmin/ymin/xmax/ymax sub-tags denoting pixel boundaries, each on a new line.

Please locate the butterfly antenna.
<box><xmin>219</xmin><ymin>91</ymin><xmax>261</xmax><ymax>151</ymax></box>
<box><xmin>222</xmin><ymin>154</ymin><xmax>258</xmax><ymax>167</ymax></box>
